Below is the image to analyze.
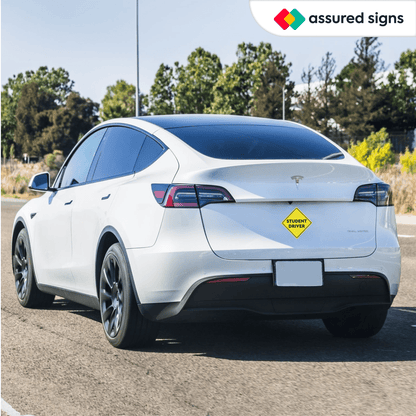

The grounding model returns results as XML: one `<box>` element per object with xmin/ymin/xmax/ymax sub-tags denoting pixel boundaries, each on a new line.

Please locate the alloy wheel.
<box><xmin>13</xmin><ymin>236</ymin><xmax>29</xmax><ymax>301</ymax></box>
<box><xmin>100</xmin><ymin>254</ymin><xmax>124</xmax><ymax>338</ymax></box>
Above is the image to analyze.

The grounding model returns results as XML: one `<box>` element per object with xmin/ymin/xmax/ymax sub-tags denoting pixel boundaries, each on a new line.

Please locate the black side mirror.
<box><xmin>28</xmin><ymin>172</ymin><xmax>56</xmax><ymax>192</ymax></box>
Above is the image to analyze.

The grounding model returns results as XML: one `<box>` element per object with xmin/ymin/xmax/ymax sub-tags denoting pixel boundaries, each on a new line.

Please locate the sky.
<box><xmin>2</xmin><ymin>0</ymin><xmax>415</xmax><ymax>105</ymax></box>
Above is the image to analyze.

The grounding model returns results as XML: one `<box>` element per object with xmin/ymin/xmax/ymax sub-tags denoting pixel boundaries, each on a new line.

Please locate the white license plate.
<box><xmin>274</xmin><ymin>261</ymin><xmax>323</xmax><ymax>287</ymax></box>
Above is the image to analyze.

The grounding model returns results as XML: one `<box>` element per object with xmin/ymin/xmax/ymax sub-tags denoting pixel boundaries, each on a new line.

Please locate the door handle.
<box><xmin>101</xmin><ymin>194</ymin><xmax>111</xmax><ymax>200</ymax></box>
<box><xmin>64</xmin><ymin>200</ymin><xmax>73</xmax><ymax>205</ymax></box>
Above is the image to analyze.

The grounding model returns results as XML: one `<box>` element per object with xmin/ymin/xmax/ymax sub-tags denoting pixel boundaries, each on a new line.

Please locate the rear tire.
<box><xmin>323</xmin><ymin>307</ymin><xmax>388</xmax><ymax>338</ymax></box>
<box><xmin>12</xmin><ymin>228</ymin><xmax>55</xmax><ymax>308</ymax></box>
<box><xmin>99</xmin><ymin>243</ymin><xmax>159</xmax><ymax>348</ymax></box>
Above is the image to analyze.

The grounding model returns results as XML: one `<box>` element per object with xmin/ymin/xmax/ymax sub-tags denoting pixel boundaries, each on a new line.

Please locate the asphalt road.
<box><xmin>2</xmin><ymin>199</ymin><xmax>415</xmax><ymax>416</ymax></box>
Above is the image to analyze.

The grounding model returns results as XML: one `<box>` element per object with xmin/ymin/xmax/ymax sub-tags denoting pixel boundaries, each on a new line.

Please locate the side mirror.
<box><xmin>28</xmin><ymin>172</ymin><xmax>56</xmax><ymax>192</ymax></box>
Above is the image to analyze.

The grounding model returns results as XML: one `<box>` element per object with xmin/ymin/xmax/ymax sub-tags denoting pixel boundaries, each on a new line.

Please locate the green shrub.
<box><xmin>367</xmin><ymin>142</ymin><xmax>395</xmax><ymax>172</ymax></box>
<box><xmin>400</xmin><ymin>148</ymin><xmax>416</xmax><ymax>174</ymax></box>
<box><xmin>44</xmin><ymin>153</ymin><xmax>56</xmax><ymax>169</ymax></box>
<box><xmin>44</xmin><ymin>150</ymin><xmax>64</xmax><ymax>170</ymax></box>
<box><xmin>348</xmin><ymin>128</ymin><xmax>395</xmax><ymax>172</ymax></box>
<box><xmin>15</xmin><ymin>174</ymin><xmax>29</xmax><ymax>184</ymax></box>
<box><xmin>2</xmin><ymin>145</ymin><xmax>8</xmax><ymax>160</ymax></box>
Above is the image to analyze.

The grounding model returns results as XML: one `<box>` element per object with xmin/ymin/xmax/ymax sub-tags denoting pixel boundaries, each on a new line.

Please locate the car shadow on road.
<box><xmin>50</xmin><ymin>298</ymin><xmax>102</xmax><ymax>323</ymax></box>
<box><xmin>53</xmin><ymin>299</ymin><xmax>416</xmax><ymax>362</ymax></box>
<box><xmin>144</xmin><ymin>306</ymin><xmax>416</xmax><ymax>362</ymax></box>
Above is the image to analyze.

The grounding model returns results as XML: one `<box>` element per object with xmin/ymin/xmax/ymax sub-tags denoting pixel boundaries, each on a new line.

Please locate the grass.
<box><xmin>1</xmin><ymin>192</ymin><xmax>40</xmax><ymax>200</ymax></box>
<box><xmin>1</xmin><ymin>160</ymin><xmax>49</xmax><ymax>200</ymax></box>
<box><xmin>378</xmin><ymin>165</ymin><xmax>416</xmax><ymax>214</ymax></box>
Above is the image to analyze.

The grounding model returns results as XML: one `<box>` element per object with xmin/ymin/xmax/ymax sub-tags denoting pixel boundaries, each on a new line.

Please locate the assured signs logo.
<box><xmin>250</xmin><ymin>1</ymin><xmax>416</xmax><ymax>37</ymax></box>
<box><xmin>274</xmin><ymin>8</ymin><xmax>305</xmax><ymax>30</ymax></box>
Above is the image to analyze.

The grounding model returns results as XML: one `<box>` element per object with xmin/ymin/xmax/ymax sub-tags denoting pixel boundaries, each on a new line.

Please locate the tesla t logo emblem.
<box><xmin>291</xmin><ymin>176</ymin><xmax>304</xmax><ymax>187</ymax></box>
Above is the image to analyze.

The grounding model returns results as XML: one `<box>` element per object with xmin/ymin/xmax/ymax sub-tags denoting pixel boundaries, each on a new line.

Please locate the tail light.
<box><xmin>196</xmin><ymin>185</ymin><xmax>234</xmax><ymax>207</ymax></box>
<box><xmin>354</xmin><ymin>183</ymin><xmax>393</xmax><ymax>206</ymax></box>
<box><xmin>152</xmin><ymin>184</ymin><xmax>235</xmax><ymax>208</ymax></box>
<box><xmin>164</xmin><ymin>185</ymin><xmax>198</xmax><ymax>208</ymax></box>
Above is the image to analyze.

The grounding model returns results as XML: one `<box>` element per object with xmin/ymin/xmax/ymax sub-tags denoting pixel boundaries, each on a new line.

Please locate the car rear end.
<box><xmin>127</xmin><ymin>119</ymin><xmax>400</xmax><ymax>334</ymax></box>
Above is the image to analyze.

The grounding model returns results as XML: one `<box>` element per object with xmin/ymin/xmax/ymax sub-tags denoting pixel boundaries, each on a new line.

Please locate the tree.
<box><xmin>174</xmin><ymin>48</ymin><xmax>222</xmax><ymax>114</ymax></box>
<box><xmin>336</xmin><ymin>37</ymin><xmax>385</xmax><ymax>92</ymax></box>
<box><xmin>296</xmin><ymin>53</ymin><xmax>338</xmax><ymax>137</ymax></box>
<box><xmin>314</xmin><ymin>52</ymin><xmax>337</xmax><ymax>136</ymax></box>
<box><xmin>147</xmin><ymin>64</ymin><xmax>175</xmax><ymax>115</ymax></box>
<box><xmin>14</xmin><ymin>83</ymin><xmax>98</xmax><ymax>157</ymax></box>
<box><xmin>100</xmin><ymin>80</ymin><xmax>144</xmax><ymax>120</ymax></box>
<box><xmin>42</xmin><ymin>92</ymin><xmax>99</xmax><ymax>155</ymax></box>
<box><xmin>336</xmin><ymin>67</ymin><xmax>387</xmax><ymax>138</ymax></box>
<box><xmin>384</xmin><ymin>49</ymin><xmax>416</xmax><ymax>131</ymax></box>
<box><xmin>334</xmin><ymin>38</ymin><xmax>388</xmax><ymax>139</ymax></box>
<box><xmin>296</xmin><ymin>64</ymin><xmax>319</xmax><ymax>128</ymax></box>
<box><xmin>14</xmin><ymin>83</ymin><xmax>58</xmax><ymax>156</ymax></box>
<box><xmin>208</xmin><ymin>42</ymin><xmax>294</xmax><ymax>116</ymax></box>
<box><xmin>1</xmin><ymin>66</ymin><xmax>74</xmax><ymax>155</ymax></box>
<box><xmin>252</xmin><ymin>59</ymin><xmax>295</xmax><ymax>120</ymax></box>
<box><xmin>147</xmin><ymin>48</ymin><xmax>222</xmax><ymax>115</ymax></box>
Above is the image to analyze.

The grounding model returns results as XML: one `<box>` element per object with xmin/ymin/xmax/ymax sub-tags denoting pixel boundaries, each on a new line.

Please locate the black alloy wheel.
<box><xmin>12</xmin><ymin>228</ymin><xmax>54</xmax><ymax>308</ymax></box>
<box><xmin>99</xmin><ymin>243</ymin><xmax>159</xmax><ymax>348</ymax></box>
<box><xmin>100</xmin><ymin>252</ymin><xmax>124</xmax><ymax>338</ymax></box>
<box><xmin>14</xmin><ymin>233</ymin><xmax>29</xmax><ymax>301</ymax></box>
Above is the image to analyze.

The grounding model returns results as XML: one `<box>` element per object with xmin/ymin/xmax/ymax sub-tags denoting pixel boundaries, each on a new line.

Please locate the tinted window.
<box><xmin>60</xmin><ymin>128</ymin><xmax>106</xmax><ymax>188</ymax></box>
<box><xmin>134</xmin><ymin>137</ymin><xmax>164</xmax><ymax>172</ymax></box>
<box><xmin>92</xmin><ymin>127</ymin><xmax>146</xmax><ymax>181</ymax></box>
<box><xmin>168</xmin><ymin>125</ymin><xmax>343</xmax><ymax>160</ymax></box>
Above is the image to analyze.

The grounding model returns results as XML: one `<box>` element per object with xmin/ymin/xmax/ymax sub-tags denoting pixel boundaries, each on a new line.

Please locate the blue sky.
<box><xmin>2</xmin><ymin>0</ymin><xmax>415</xmax><ymax>104</ymax></box>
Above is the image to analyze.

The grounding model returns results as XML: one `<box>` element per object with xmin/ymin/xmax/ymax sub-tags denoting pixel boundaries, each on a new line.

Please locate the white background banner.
<box><xmin>250</xmin><ymin>1</ymin><xmax>416</xmax><ymax>36</ymax></box>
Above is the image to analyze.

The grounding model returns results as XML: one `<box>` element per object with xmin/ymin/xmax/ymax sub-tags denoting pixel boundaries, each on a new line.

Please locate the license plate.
<box><xmin>274</xmin><ymin>261</ymin><xmax>323</xmax><ymax>287</ymax></box>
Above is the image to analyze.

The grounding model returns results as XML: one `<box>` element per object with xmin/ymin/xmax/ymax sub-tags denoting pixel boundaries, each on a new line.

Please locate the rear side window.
<box><xmin>167</xmin><ymin>125</ymin><xmax>343</xmax><ymax>160</ymax></box>
<box><xmin>92</xmin><ymin>127</ymin><xmax>146</xmax><ymax>181</ymax></box>
<box><xmin>60</xmin><ymin>128</ymin><xmax>106</xmax><ymax>188</ymax></box>
<box><xmin>134</xmin><ymin>137</ymin><xmax>164</xmax><ymax>172</ymax></box>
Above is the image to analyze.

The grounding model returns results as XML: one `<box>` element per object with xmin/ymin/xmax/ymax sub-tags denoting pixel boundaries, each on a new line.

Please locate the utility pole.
<box><xmin>282</xmin><ymin>86</ymin><xmax>285</xmax><ymax>120</ymax></box>
<box><xmin>136</xmin><ymin>0</ymin><xmax>140</xmax><ymax>117</ymax></box>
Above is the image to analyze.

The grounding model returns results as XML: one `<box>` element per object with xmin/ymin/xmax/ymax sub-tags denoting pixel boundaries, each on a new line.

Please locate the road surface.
<box><xmin>2</xmin><ymin>199</ymin><xmax>415</xmax><ymax>416</ymax></box>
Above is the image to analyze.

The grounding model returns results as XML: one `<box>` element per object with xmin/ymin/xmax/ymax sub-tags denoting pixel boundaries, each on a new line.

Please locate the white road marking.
<box><xmin>397</xmin><ymin>235</ymin><xmax>415</xmax><ymax>238</ymax></box>
<box><xmin>396</xmin><ymin>309</ymin><xmax>416</xmax><ymax>314</ymax></box>
<box><xmin>1</xmin><ymin>399</ymin><xmax>34</xmax><ymax>416</ymax></box>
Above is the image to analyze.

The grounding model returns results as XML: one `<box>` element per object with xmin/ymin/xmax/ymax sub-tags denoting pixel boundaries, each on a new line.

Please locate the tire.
<box><xmin>99</xmin><ymin>243</ymin><xmax>159</xmax><ymax>349</ymax></box>
<box><xmin>12</xmin><ymin>228</ymin><xmax>55</xmax><ymax>308</ymax></box>
<box><xmin>323</xmin><ymin>307</ymin><xmax>388</xmax><ymax>338</ymax></box>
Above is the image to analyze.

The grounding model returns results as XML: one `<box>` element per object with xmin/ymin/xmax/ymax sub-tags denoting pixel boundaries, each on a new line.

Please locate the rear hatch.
<box><xmin>195</xmin><ymin>161</ymin><xmax>377</xmax><ymax>260</ymax></box>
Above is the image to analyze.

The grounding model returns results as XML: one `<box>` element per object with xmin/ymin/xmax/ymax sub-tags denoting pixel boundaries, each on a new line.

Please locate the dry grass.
<box><xmin>378</xmin><ymin>165</ymin><xmax>416</xmax><ymax>214</ymax></box>
<box><xmin>1</xmin><ymin>160</ymin><xmax>50</xmax><ymax>199</ymax></box>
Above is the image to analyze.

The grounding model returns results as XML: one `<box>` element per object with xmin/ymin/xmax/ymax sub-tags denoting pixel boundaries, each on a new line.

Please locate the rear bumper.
<box><xmin>127</xmin><ymin>207</ymin><xmax>400</xmax><ymax>319</ymax></box>
<box><xmin>139</xmin><ymin>272</ymin><xmax>392</xmax><ymax>322</ymax></box>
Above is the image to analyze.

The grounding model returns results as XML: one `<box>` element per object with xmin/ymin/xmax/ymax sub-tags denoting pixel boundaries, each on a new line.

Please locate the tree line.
<box><xmin>1</xmin><ymin>37</ymin><xmax>415</xmax><ymax>159</ymax></box>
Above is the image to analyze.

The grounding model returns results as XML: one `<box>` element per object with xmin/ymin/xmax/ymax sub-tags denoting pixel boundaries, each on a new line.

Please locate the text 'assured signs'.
<box><xmin>250</xmin><ymin>1</ymin><xmax>416</xmax><ymax>37</ymax></box>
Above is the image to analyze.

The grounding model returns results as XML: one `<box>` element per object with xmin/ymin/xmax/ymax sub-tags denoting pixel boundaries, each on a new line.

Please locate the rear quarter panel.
<box><xmin>107</xmin><ymin>149</ymin><xmax>179</xmax><ymax>249</ymax></box>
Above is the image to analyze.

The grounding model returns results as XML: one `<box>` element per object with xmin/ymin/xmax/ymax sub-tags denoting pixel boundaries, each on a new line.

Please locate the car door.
<box><xmin>31</xmin><ymin>128</ymin><xmax>106</xmax><ymax>290</ymax></box>
<box><xmin>70</xmin><ymin>126</ymin><xmax>148</xmax><ymax>297</ymax></box>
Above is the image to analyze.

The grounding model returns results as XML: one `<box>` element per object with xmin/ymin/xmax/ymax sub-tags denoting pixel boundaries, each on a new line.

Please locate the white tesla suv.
<box><xmin>12</xmin><ymin>115</ymin><xmax>401</xmax><ymax>348</ymax></box>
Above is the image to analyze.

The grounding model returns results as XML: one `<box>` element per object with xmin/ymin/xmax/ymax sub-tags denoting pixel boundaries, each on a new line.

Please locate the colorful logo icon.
<box><xmin>274</xmin><ymin>8</ymin><xmax>305</xmax><ymax>30</ymax></box>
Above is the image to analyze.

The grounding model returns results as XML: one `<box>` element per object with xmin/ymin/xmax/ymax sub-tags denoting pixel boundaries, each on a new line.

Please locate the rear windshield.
<box><xmin>168</xmin><ymin>125</ymin><xmax>343</xmax><ymax>160</ymax></box>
